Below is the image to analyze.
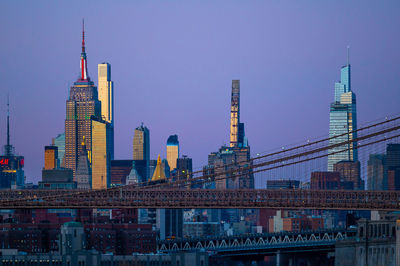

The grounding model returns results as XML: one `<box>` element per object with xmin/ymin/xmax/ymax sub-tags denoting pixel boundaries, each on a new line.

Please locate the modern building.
<box><xmin>97</xmin><ymin>63</ymin><xmax>114</xmax><ymax>125</ymax></box>
<box><xmin>157</xmin><ymin>209</ymin><xmax>183</xmax><ymax>240</ymax></box>
<box><xmin>175</xmin><ymin>155</ymin><xmax>193</xmax><ymax>181</ymax></box>
<box><xmin>387</xmin><ymin>144</ymin><xmax>400</xmax><ymax>190</ymax></box>
<box><xmin>327</xmin><ymin>56</ymin><xmax>358</xmax><ymax>171</ymax></box>
<box><xmin>44</xmin><ymin>146</ymin><xmax>58</xmax><ymax>170</ymax></box>
<box><xmin>230</xmin><ymin>80</ymin><xmax>247</xmax><ymax>148</ymax></box>
<box><xmin>367</xmin><ymin>154</ymin><xmax>387</xmax><ymax>190</ymax></box>
<box><xmin>167</xmin><ymin>135</ymin><xmax>179</xmax><ymax>171</ymax></box>
<box><xmin>91</xmin><ymin>118</ymin><xmax>113</xmax><ymax>189</ymax></box>
<box><xmin>0</xmin><ymin>98</ymin><xmax>24</xmax><ymax>189</ymax></box>
<box><xmin>39</xmin><ymin>168</ymin><xmax>76</xmax><ymax>189</ymax></box>
<box><xmin>266</xmin><ymin>179</ymin><xmax>300</xmax><ymax>189</ymax></box>
<box><xmin>65</xmin><ymin>22</ymin><xmax>101</xmax><ymax>178</ymax></box>
<box><xmin>133</xmin><ymin>124</ymin><xmax>150</xmax><ymax>180</ymax></box>
<box><xmin>333</xmin><ymin>160</ymin><xmax>364</xmax><ymax>190</ymax></box>
<box><xmin>53</xmin><ymin>132</ymin><xmax>65</xmax><ymax>168</ymax></box>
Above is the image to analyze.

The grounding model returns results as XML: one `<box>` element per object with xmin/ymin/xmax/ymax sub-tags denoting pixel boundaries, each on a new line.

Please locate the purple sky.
<box><xmin>0</xmin><ymin>1</ymin><xmax>399</xmax><ymax>184</ymax></box>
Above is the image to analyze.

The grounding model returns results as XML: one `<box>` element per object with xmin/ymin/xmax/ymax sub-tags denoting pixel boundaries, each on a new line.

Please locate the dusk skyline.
<box><xmin>0</xmin><ymin>1</ymin><xmax>399</xmax><ymax>183</ymax></box>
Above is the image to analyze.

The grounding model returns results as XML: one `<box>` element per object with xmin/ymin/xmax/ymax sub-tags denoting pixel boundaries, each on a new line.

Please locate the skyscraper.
<box><xmin>91</xmin><ymin>118</ymin><xmax>113</xmax><ymax>189</ymax></box>
<box><xmin>230</xmin><ymin>80</ymin><xmax>240</xmax><ymax>147</ymax></box>
<box><xmin>133</xmin><ymin>124</ymin><xmax>150</xmax><ymax>161</ymax></box>
<box><xmin>53</xmin><ymin>133</ymin><xmax>65</xmax><ymax>168</ymax></box>
<box><xmin>387</xmin><ymin>144</ymin><xmax>400</xmax><ymax>190</ymax></box>
<box><xmin>230</xmin><ymin>80</ymin><xmax>247</xmax><ymax>148</ymax></box>
<box><xmin>327</xmin><ymin>53</ymin><xmax>358</xmax><ymax>171</ymax></box>
<box><xmin>65</xmin><ymin>22</ymin><xmax>101</xmax><ymax>178</ymax></box>
<box><xmin>133</xmin><ymin>124</ymin><xmax>150</xmax><ymax>180</ymax></box>
<box><xmin>98</xmin><ymin>63</ymin><xmax>114</xmax><ymax>125</ymax></box>
<box><xmin>0</xmin><ymin>97</ymin><xmax>24</xmax><ymax>189</ymax></box>
<box><xmin>166</xmin><ymin>135</ymin><xmax>179</xmax><ymax>171</ymax></box>
<box><xmin>367</xmin><ymin>154</ymin><xmax>386</xmax><ymax>190</ymax></box>
<box><xmin>44</xmin><ymin>146</ymin><xmax>58</xmax><ymax>170</ymax></box>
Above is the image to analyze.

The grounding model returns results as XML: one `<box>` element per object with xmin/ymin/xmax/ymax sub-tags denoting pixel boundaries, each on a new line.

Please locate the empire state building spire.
<box><xmin>80</xmin><ymin>19</ymin><xmax>89</xmax><ymax>81</ymax></box>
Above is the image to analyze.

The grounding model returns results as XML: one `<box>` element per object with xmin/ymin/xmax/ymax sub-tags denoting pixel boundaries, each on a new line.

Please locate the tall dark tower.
<box><xmin>230</xmin><ymin>80</ymin><xmax>240</xmax><ymax>147</ymax></box>
<box><xmin>4</xmin><ymin>96</ymin><xmax>12</xmax><ymax>156</ymax></box>
<box><xmin>65</xmin><ymin>21</ymin><xmax>101</xmax><ymax>179</ymax></box>
<box><xmin>1</xmin><ymin>96</ymin><xmax>24</xmax><ymax>189</ymax></box>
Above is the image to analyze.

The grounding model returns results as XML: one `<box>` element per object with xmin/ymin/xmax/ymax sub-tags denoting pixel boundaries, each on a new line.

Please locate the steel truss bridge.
<box><xmin>1</xmin><ymin>115</ymin><xmax>400</xmax><ymax>210</ymax></box>
<box><xmin>0</xmin><ymin>189</ymin><xmax>400</xmax><ymax>210</ymax></box>
<box><xmin>157</xmin><ymin>229</ymin><xmax>356</xmax><ymax>254</ymax></box>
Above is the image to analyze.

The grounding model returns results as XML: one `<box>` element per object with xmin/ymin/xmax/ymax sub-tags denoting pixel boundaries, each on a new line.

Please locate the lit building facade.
<box><xmin>44</xmin><ymin>146</ymin><xmax>58</xmax><ymax>170</ymax></box>
<box><xmin>133</xmin><ymin>124</ymin><xmax>150</xmax><ymax>180</ymax></box>
<box><xmin>98</xmin><ymin>63</ymin><xmax>114</xmax><ymax>125</ymax></box>
<box><xmin>91</xmin><ymin>118</ymin><xmax>113</xmax><ymax>189</ymax></box>
<box><xmin>65</xmin><ymin>22</ymin><xmax>101</xmax><ymax>179</ymax></box>
<box><xmin>327</xmin><ymin>61</ymin><xmax>358</xmax><ymax>171</ymax></box>
<box><xmin>167</xmin><ymin>135</ymin><xmax>179</xmax><ymax>171</ymax></box>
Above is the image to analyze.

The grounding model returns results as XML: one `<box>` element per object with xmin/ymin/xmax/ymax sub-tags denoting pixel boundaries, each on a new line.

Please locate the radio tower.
<box><xmin>4</xmin><ymin>95</ymin><xmax>13</xmax><ymax>156</ymax></box>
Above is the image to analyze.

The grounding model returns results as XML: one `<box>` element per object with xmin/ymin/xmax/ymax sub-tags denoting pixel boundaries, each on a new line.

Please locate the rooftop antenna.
<box><xmin>347</xmin><ymin>45</ymin><xmax>350</xmax><ymax>66</ymax></box>
<box><xmin>5</xmin><ymin>94</ymin><xmax>12</xmax><ymax>156</ymax></box>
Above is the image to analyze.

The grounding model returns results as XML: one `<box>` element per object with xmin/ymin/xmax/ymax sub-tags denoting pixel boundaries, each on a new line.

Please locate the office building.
<box><xmin>208</xmin><ymin>146</ymin><xmax>254</xmax><ymax>190</ymax></box>
<box><xmin>44</xmin><ymin>146</ymin><xmax>58</xmax><ymax>170</ymax></box>
<box><xmin>175</xmin><ymin>155</ymin><xmax>193</xmax><ymax>182</ymax></box>
<box><xmin>157</xmin><ymin>209</ymin><xmax>183</xmax><ymax>240</ymax></box>
<box><xmin>387</xmin><ymin>144</ymin><xmax>400</xmax><ymax>190</ymax></box>
<box><xmin>0</xmin><ymin>98</ymin><xmax>24</xmax><ymax>189</ymax></box>
<box><xmin>133</xmin><ymin>124</ymin><xmax>150</xmax><ymax>180</ymax></box>
<box><xmin>310</xmin><ymin>171</ymin><xmax>341</xmax><ymax>190</ymax></box>
<box><xmin>333</xmin><ymin>160</ymin><xmax>364</xmax><ymax>190</ymax></box>
<box><xmin>65</xmin><ymin>22</ymin><xmax>101</xmax><ymax>178</ymax></box>
<box><xmin>368</xmin><ymin>154</ymin><xmax>387</xmax><ymax>190</ymax></box>
<box><xmin>39</xmin><ymin>168</ymin><xmax>76</xmax><ymax>189</ymax></box>
<box><xmin>327</xmin><ymin>55</ymin><xmax>358</xmax><ymax>171</ymax></box>
<box><xmin>53</xmin><ymin>132</ymin><xmax>65</xmax><ymax>168</ymax></box>
<box><xmin>98</xmin><ymin>63</ymin><xmax>114</xmax><ymax>125</ymax></box>
<box><xmin>167</xmin><ymin>135</ymin><xmax>179</xmax><ymax>171</ymax></box>
<box><xmin>91</xmin><ymin>118</ymin><xmax>113</xmax><ymax>189</ymax></box>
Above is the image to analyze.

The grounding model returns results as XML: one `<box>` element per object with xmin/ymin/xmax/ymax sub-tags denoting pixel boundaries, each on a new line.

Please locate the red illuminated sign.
<box><xmin>0</xmin><ymin>159</ymin><xmax>9</xmax><ymax>166</ymax></box>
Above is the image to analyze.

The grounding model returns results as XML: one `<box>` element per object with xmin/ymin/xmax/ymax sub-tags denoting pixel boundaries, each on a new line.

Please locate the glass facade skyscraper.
<box><xmin>327</xmin><ymin>63</ymin><xmax>358</xmax><ymax>171</ymax></box>
<box><xmin>166</xmin><ymin>135</ymin><xmax>179</xmax><ymax>171</ymax></box>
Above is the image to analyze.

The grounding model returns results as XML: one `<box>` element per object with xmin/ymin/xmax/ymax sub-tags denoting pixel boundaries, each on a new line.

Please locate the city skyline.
<box><xmin>0</xmin><ymin>1</ymin><xmax>399</xmax><ymax>183</ymax></box>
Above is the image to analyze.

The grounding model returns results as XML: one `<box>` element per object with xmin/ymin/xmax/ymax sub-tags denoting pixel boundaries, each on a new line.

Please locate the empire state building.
<box><xmin>64</xmin><ymin>22</ymin><xmax>101</xmax><ymax>179</ymax></box>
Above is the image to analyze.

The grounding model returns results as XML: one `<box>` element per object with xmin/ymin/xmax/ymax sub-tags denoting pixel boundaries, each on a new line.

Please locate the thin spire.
<box><xmin>82</xmin><ymin>19</ymin><xmax>85</xmax><ymax>54</ymax></box>
<box><xmin>79</xmin><ymin>19</ymin><xmax>89</xmax><ymax>81</ymax></box>
<box><xmin>347</xmin><ymin>45</ymin><xmax>350</xmax><ymax>66</ymax></box>
<box><xmin>7</xmin><ymin>94</ymin><xmax>9</xmax><ymax>148</ymax></box>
